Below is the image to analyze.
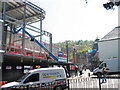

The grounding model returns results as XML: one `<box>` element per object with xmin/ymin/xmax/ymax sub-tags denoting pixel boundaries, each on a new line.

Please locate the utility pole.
<box><xmin>66</xmin><ymin>41</ymin><xmax>69</xmax><ymax>63</ymax></box>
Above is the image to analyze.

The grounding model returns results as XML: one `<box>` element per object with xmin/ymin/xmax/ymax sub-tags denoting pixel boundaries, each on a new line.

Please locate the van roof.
<box><xmin>29</xmin><ymin>67</ymin><xmax>64</xmax><ymax>73</ymax></box>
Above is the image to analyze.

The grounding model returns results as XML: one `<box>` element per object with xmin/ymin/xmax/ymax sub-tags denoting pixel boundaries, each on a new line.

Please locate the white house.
<box><xmin>98</xmin><ymin>27</ymin><xmax>120</xmax><ymax>61</ymax></box>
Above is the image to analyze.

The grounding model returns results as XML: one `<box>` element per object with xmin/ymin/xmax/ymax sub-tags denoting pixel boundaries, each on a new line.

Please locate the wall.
<box><xmin>98</xmin><ymin>39</ymin><xmax>118</xmax><ymax>61</ymax></box>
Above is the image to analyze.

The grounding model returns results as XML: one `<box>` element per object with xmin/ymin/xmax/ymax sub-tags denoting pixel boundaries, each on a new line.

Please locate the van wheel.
<box><xmin>54</xmin><ymin>86</ymin><xmax>62</xmax><ymax>90</ymax></box>
<box><xmin>97</xmin><ymin>72</ymin><xmax>102</xmax><ymax>77</ymax></box>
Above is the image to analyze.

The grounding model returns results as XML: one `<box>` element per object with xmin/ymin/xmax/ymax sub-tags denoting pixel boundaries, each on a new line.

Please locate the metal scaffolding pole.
<box><xmin>49</xmin><ymin>33</ymin><xmax>52</xmax><ymax>52</ymax></box>
<box><xmin>8</xmin><ymin>24</ymin><xmax>13</xmax><ymax>50</ymax></box>
<box><xmin>22</xmin><ymin>4</ymin><xmax>26</xmax><ymax>50</ymax></box>
<box><xmin>2</xmin><ymin>0</ymin><xmax>6</xmax><ymax>50</ymax></box>
<box><xmin>21</xmin><ymin>3</ymin><xmax>26</xmax><ymax>62</ymax></box>
<box><xmin>40</xmin><ymin>16</ymin><xmax>42</xmax><ymax>53</ymax></box>
<box><xmin>0</xmin><ymin>0</ymin><xmax>6</xmax><ymax>81</ymax></box>
<box><xmin>0</xmin><ymin>0</ymin><xmax>2</xmax><ymax>19</ymax></box>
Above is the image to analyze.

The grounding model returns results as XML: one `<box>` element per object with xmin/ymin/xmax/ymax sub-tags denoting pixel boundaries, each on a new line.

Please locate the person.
<box><xmin>102</xmin><ymin>64</ymin><xmax>107</xmax><ymax>83</ymax></box>
<box><xmin>79</xmin><ymin>66</ymin><xmax>82</xmax><ymax>76</ymax></box>
<box><xmin>63</xmin><ymin>66</ymin><xmax>69</xmax><ymax>77</ymax></box>
<box><xmin>75</xmin><ymin>65</ymin><xmax>78</xmax><ymax>76</ymax></box>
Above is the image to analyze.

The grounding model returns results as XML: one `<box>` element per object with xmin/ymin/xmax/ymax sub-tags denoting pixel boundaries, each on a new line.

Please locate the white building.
<box><xmin>98</xmin><ymin>27</ymin><xmax>120</xmax><ymax>61</ymax></box>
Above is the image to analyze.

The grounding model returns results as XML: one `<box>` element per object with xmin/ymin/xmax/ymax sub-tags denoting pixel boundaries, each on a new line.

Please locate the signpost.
<box><xmin>58</xmin><ymin>51</ymin><xmax>67</xmax><ymax>62</ymax></box>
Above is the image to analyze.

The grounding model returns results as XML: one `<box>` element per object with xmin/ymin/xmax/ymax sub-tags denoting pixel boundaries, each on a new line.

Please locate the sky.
<box><xmin>29</xmin><ymin>0</ymin><xmax>118</xmax><ymax>43</ymax></box>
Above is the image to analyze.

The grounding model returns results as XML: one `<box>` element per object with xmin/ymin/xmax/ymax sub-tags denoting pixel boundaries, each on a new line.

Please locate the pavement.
<box><xmin>68</xmin><ymin>69</ymin><xmax>97</xmax><ymax>79</ymax></box>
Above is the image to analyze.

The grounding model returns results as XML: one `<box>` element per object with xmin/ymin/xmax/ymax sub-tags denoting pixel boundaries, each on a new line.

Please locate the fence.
<box><xmin>1</xmin><ymin>79</ymin><xmax>69</xmax><ymax>90</ymax></box>
<box><xmin>1</xmin><ymin>76</ymin><xmax>120</xmax><ymax>90</ymax></box>
<box><xmin>68</xmin><ymin>76</ymin><xmax>120</xmax><ymax>90</ymax></box>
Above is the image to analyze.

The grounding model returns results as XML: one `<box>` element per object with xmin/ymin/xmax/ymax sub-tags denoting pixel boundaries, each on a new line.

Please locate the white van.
<box><xmin>1</xmin><ymin>67</ymin><xmax>68</xmax><ymax>90</ymax></box>
<box><xmin>93</xmin><ymin>59</ymin><xmax>120</xmax><ymax>76</ymax></box>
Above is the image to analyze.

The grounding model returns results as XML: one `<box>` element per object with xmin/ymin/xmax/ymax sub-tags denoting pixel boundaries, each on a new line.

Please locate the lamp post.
<box><xmin>73</xmin><ymin>48</ymin><xmax>77</xmax><ymax>64</ymax></box>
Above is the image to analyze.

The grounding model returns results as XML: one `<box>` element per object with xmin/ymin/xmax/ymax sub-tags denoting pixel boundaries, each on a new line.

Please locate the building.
<box><xmin>98</xmin><ymin>27</ymin><xmax>120</xmax><ymax>61</ymax></box>
<box><xmin>0</xmin><ymin>0</ymin><xmax>71</xmax><ymax>82</ymax></box>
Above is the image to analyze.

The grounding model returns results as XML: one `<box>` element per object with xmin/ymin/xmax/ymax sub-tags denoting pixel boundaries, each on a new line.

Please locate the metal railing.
<box><xmin>68</xmin><ymin>76</ymin><xmax>119</xmax><ymax>90</ymax></box>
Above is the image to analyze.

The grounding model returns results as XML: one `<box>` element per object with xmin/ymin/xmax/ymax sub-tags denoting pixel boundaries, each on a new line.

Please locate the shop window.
<box><xmin>16</xmin><ymin>66</ymin><xmax>22</xmax><ymax>69</ymax></box>
<box><xmin>6</xmin><ymin>66</ymin><xmax>12</xmax><ymax>69</ymax></box>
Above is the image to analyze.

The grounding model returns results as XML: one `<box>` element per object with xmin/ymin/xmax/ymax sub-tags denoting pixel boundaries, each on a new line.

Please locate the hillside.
<box><xmin>54</xmin><ymin>40</ymin><xmax>94</xmax><ymax>59</ymax></box>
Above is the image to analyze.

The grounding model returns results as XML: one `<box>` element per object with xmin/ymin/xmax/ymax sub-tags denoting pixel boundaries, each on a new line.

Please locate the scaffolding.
<box><xmin>0</xmin><ymin>0</ymin><xmax>59</xmax><ymax>63</ymax></box>
<box><xmin>0</xmin><ymin>0</ymin><xmax>73</xmax><ymax>82</ymax></box>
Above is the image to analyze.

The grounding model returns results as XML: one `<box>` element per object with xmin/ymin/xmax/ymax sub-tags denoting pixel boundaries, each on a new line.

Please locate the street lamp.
<box><xmin>103</xmin><ymin>1</ymin><xmax>120</xmax><ymax>10</ymax></box>
<box><xmin>103</xmin><ymin>2</ymin><xmax>114</xmax><ymax>10</ymax></box>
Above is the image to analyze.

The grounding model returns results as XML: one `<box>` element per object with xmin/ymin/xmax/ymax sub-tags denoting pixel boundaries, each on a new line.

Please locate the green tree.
<box><xmin>54</xmin><ymin>40</ymin><xmax>93</xmax><ymax>59</ymax></box>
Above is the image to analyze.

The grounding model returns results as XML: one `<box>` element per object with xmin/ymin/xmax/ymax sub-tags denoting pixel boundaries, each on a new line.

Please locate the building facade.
<box><xmin>98</xmin><ymin>27</ymin><xmax>120</xmax><ymax>61</ymax></box>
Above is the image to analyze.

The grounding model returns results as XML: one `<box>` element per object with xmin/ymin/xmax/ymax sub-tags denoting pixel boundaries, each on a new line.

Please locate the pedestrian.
<box><xmin>79</xmin><ymin>66</ymin><xmax>82</xmax><ymax>76</ymax></box>
<box><xmin>102</xmin><ymin>64</ymin><xmax>107</xmax><ymax>83</ymax></box>
<box><xmin>75</xmin><ymin>65</ymin><xmax>78</xmax><ymax>76</ymax></box>
<box><xmin>63</xmin><ymin>66</ymin><xmax>69</xmax><ymax>77</ymax></box>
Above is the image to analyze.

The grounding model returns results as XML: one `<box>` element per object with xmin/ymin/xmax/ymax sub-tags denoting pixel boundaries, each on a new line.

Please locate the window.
<box><xmin>16</xmin><ymin>66</ymin><xmax>22</xmax><ymax>69</ymax></box>
<box><xmin>24</xmin><ymin>73</ymin><xmax>39</xmax><ymax>83</ymax></box>
<box><xmin>99</xmin><ymin>63</ymin><xmax>107</xmax><ymax>69</ymax></box>
<box><xmin>102</xmin><ymin>63</ymin><xmax>107</xmax><ymax>67</ymax></box>
<box><xmin>6</xmin><ymin>66</ymin><xmax>12</xmax><ymax>69</ymax></box>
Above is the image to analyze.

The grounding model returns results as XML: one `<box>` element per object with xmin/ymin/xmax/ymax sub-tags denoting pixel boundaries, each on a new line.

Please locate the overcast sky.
<box><xmin>29</xmin><ymin>0</ymin><xmax>118</xmax><ymax>43</ymax></box>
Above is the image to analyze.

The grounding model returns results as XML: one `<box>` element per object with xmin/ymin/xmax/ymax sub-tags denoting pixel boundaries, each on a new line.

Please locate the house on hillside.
<box><xmin>98</xmin><ymin>27</ymin><xmax>120</xmax><ymax>61</ymax></box>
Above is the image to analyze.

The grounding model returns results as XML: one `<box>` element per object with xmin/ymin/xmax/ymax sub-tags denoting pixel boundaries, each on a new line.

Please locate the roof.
<box><xmin>1</xmin><ymin>0</ymin><xmax>45</xmax><ymax>25</ymax></box>
<box><xmin>29</xmin><ymin>67</ymin><xmax>64</xmax><ymax>73</ymax></box>
<box><xmin>100</xmin><ymin>27</ymin><xmax>120</xmax><ymax>41</ymax></box>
